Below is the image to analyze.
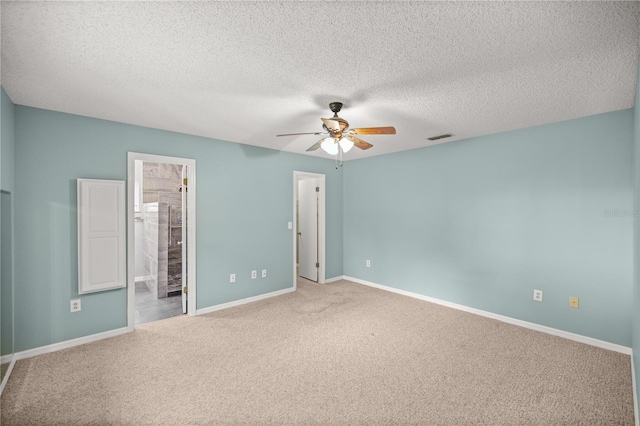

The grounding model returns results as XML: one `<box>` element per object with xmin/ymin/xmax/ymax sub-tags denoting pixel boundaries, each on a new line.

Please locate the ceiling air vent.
<box><xmin>427</xmin><ymin>133</ymin><xmax>453</xmax><ymax>141</ymax></box>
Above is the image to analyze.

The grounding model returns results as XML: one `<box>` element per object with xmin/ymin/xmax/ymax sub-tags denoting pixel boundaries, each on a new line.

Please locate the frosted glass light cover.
<box><xmin>321</xmin><ymin>138</ymin><xmax>339</xmax><ymax>155</ymax></box>
<box><xmin>339</xmin><ymin>138</ymin><xmax>354</xmax><ymax>153</ymax></box>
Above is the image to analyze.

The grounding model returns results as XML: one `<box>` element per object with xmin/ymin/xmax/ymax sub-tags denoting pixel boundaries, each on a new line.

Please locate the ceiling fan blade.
<box><xmin>349</xmin><ymin>126</ymin><xmax>396</xmax><ymax>135</ymax></box>
<box><xmin>345</xmin><ymin>135</ymin><xmax>373</xmax><ymax>150</ymax></box>
<box><xmin>306</xmin><ymin>139</ymin><xmax>325</xmax><ymax>152</ymax></box>
<box><xmin>276</xmin><ymin>131</ymin><xmax>324</xmax><ymax>137</ymax></box>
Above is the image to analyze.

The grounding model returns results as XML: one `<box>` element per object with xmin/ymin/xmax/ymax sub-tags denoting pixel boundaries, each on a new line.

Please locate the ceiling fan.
<box><xmin>276</xmin><ymin>102</ymin><xmax>396</xmax><ymax>158</ymax></box>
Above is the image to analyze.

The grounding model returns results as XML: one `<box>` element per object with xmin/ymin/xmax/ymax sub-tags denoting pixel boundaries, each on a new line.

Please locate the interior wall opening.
<box><xmin>132</xmin><ymin>159</ymin><xmax>188</xmax><ymax>326</ymax></box>
<box><xmin>127</xmin><ymin>152</ymin><xmax>196</xmax><ymax>331</ymax></box>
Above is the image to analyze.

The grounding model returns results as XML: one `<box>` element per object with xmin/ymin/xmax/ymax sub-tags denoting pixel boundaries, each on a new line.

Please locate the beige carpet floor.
<box><xmin>1</xmin><ymin>278</ymin><xmax>634</xmax><ymax>425</ymax></box>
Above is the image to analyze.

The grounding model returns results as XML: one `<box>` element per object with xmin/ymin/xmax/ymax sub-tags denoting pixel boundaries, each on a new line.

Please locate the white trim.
<box><xmin>293</xmin><ymin>171</ymin><xmax>326</xmax><ymax>289</ymax></box>
<box><xmin>127</xmin><ymin>152</ymin><xmax>197</xmax><ymax>332</ymax></box>
<box><xmin>0</xmin><ymin>189</ymin><xmax>16</xmax><ymax>396</ymax></box>
<box><xmin>196</xmin><ymin>287</ymin><xmax>295</xmax><ymax>316</ymax></box>
<box><xmin>345</xmin><ymin>276</ymin><xmax>632</xmax><ymax>355</ymax></box>
<box><xmin>0</xmin><ymin>357</ymin><xmax>15</xmax><ymax>395</ymax></box>
<box><xmin>325</xmin><ymin>275</ymin><xmax>345</xmax><ymax>283</ymax></box>
<box><xmin>13</xmin><ymin>327</ymin><xmax>129</xmax><ymax>361</ymax></box>
<box><xmin>633</xmin><ymin>354</ymin><xmax>639</xmax><ymax>426</ymax></box>
<box><xmin>134</xmin><ymin>275</ymin><xmax>152</xmax><ymax>283</ymax></box>
<box><xmin>9</xmin><ymin>286</ymin><xmax>292</xmax><ymax>363</ymax></box>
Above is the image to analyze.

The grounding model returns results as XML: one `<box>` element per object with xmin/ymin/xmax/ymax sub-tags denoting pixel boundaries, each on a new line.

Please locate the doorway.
<box><xmin>127</xmin><ymin>153</ymin><xmax>196</xmax><ymax>331</ymax></box>
<box><xmin>293</xmin><ymin>171</ymin><xmax>325</xmax><ymax>288</ymax></box>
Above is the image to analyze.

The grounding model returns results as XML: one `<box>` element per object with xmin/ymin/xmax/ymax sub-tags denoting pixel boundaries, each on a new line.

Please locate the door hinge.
<box><xmin>183</xmin><ymin>178</ymin><xmax>188</xmax><ymax>186</ymax></box>
<box><xmin>316</xmin><ymin>262</ymin><xmax>319</xmax><ymax>268</ymax></box>
<box><xmin>316</xmin><ymin>186</ymin><xmax>319</xmax><ymax>192</ymax></box>
<box><xmin>183</xmin><ymin>286</ymin><xmax>188</xmax><ymax>294</ymax></box>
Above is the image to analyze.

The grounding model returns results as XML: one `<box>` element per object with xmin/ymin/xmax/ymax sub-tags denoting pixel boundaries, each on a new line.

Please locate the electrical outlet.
<box><xmin>251</xmin><ymin>270</ymin><xmax>257</xmax><ymax>279</ymax></box>
<box><xmin>262</xmin><ymin>269</ymin><xmax>267</xmax><ymax>278</ymax></box>
<box><xmin>70</xmin><ymin>299</ymin><xmax>81</xmax><ymax>313</ymax></box>
<box><xmin>569</xmin><ymin>297</ymin><xmax>579</xmax><ymax>308</ymax></box>
<box><xmin>533</xmin><ymin>289</ymin><xmax>543</xmax><ymax>302</ymax></box>
<box><xmin>366</xmin><ymin>260</ymin><xmax>371</xmax><ymax>267</ymax></box>
<box><xmin>230</xmin><ymin>273</ymin><xmax>236</xmax><ymax>283</ymax></box>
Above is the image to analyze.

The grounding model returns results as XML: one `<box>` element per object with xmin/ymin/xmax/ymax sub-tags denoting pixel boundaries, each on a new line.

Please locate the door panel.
<box><xmin>78</xmin><ymin>179</ymin><xmax>126</xmax><ymax>294</ymax></box>
<box><xmin>298</xmin><ymin>179</ymin><xmax>318</xmax><ymax>281</ymax></box>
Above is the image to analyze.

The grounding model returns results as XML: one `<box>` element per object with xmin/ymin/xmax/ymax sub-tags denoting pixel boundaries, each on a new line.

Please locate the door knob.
<box><xmin>297</xmin><ymin>232</ymin><xmax>302</xmax><ymax>235</ymax></box>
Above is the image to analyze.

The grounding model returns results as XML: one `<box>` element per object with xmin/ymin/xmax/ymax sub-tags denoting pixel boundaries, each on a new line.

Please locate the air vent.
<box><xmin>427</xmin><ymin>133</ymin><xmax>454</xmax><ymax>141</ymax></box>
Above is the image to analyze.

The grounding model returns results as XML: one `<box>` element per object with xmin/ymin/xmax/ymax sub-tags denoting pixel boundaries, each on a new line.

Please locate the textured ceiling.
<box><xmin>1</xmin><ymin>1</ymin><xmax>639</xmax><ymax>160</ymax></box>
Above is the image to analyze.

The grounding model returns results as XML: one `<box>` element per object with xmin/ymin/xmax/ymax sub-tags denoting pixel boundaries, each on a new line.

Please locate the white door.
<box><xmin>298</xmin><ymin>179</ymin><xmax>318</xmax><ymax>281</ymax></box>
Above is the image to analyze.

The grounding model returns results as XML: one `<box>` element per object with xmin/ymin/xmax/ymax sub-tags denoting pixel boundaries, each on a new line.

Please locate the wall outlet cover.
<box><xmin>70</xmin><ymin>299</ymin><xmax>81</xmax><ymax>313</ymax></box>
<box><xmin>251</xmin><ymin>270</ymin><xmax>257</xmax><ymax>279</ymax></box>
<box><xmin>366</xmin><ymin>260</ymin><xmax>371</xmax><ymax>267</ymax></box>
<box><xmin>533</xmin><ymin>289</ymin><xmax>543</xmax><ymax>302</ymax></box>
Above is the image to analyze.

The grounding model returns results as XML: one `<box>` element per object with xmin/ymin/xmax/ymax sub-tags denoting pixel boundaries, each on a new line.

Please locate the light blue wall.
<box><xmin>345</xmin><ymin>109</ymin><xmax>634</xmax><ymax>347</ymax></box>
<box><xmin>8</xmin><ymin>92</ymin><xmax>637</xmax><ymax>353</ymax></box>
<box><xmin>632</xmin><ymin>50</ymin><xmax>640</xmax><ymax>412</ymax></box>
<box><xmin>1</xmin><ymin>88</ymin><xmax>14</xmax><ymax>192</ymax></box>
<box><xmin>1</xmin><ymin>87</ymin><xmax>15</xmax><ymax>357</ymax></box>
<box><xmin>14</xmin><ymin>106</ymin><xmax>343</xmax><ymax>352</ymax></box>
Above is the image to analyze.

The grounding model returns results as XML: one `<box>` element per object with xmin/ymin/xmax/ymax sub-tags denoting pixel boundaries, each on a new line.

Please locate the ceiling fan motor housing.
<box><xmin>329</xmin><ymin>102</ymin><xmax>343</xmax><ymax>114</ymax></box>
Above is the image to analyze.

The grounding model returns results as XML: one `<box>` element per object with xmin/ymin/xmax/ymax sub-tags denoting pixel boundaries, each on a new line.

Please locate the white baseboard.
<box><xmin>345</xmin><ymin>276</ymin><xmax>632</xmax><ymax>355</ymax></box>
<box><xmin>135</xmin><ymin>275</ymin><xmax>151</xmax><ymax>283</ymax></box>
<box><xmin>325</xmin><ymin>275</ymin><xmax>345</xmax><ymax>283</ymax></box>
<box><xmin>633</xmin><ymin>354</ymin><xmax>639</xmax><ymax>426</ymax></box>
<box><xmin>13</xmin><ymin>327</ymin><xmax>130</xmax><ymax>361</ymax></box>
<box><xmin>195</xmin><ymin>287</ymin><xmax>295</xmax><ymax>316</ymax></box>
<box><xmin>0</xmin><ymin>356</ymin><xmax>16</xmax><ymax>395</ymax></box>
<box><xmin>8</xmin><ymin>287</ymin><xmax>296</xmax><ymax>365</ymax></box>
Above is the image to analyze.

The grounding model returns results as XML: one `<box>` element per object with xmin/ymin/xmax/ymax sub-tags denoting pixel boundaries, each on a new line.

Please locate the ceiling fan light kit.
<box><xmin>338</xmin><ymin>138</ymin><xmax>354</xmax><ymax>153</ymax></box>
<box><xmin>321</xmin><ymin>137</ymin><xmax>339</xmax><ymax>155</ymax></box>
<box><xmin>320</xmin><ymin>136</ymin><xmax>354</xmax><ymax>155</ymax></box>
<box><xmin>276</xmin><ymin>102</ymin><xmax>396</xmax><ymax>167</ymax></box>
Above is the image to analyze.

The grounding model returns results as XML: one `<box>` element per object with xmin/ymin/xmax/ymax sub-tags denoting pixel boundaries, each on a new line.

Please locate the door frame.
<box><xmin>293</xmin><ymin>171</ymin><xmax>325</xmax><ymax>289</ymax></box>
<box><xmin>126</xmin><ymin>152</ymin><xmax>197</xmax><ymax>331</ymax></box>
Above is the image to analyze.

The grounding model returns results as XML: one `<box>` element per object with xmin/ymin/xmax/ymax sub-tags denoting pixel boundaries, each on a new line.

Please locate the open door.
<box><xmin>298</xmin><ymin>178</ymin><xmax>318</xmax><ymax>282</ymax></box>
